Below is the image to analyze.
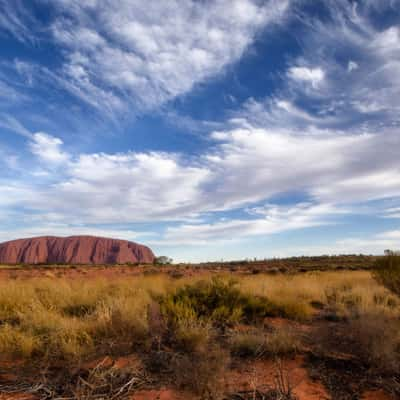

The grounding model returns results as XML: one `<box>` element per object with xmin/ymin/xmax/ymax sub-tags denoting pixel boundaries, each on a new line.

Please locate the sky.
<box><xmin>0</xmin><ymin>0</ymin><xmax>400</xmax><ymax>262</ymax></box>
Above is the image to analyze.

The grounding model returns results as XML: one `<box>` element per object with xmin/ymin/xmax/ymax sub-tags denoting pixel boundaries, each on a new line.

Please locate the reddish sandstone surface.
<box><xmin>0</xmin><ymin>236</ymin><xmax>155</xmax><ymax>265</ymax></box>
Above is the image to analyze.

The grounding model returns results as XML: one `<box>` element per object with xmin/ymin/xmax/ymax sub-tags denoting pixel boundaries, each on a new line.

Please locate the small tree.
<box><xmin>374</xmin><ymin>252</ymin><xmax>400</xmax><ymax>296</ymax></box>
<box><xmin>155</xmin><ymin>256</ymin><xmax>173</xmax><ymax>265</ymax></box>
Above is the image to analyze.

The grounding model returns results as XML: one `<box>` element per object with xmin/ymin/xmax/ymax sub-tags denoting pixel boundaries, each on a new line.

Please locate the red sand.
<box><xmin>225</xmin><ymin>356</ymin><xmax>331</xmax><ymax>400</ymax></box>
<box><xmin>361</xmin><ymin>390</ymin><xmax>394</xmax><ymax>400</ymax></box>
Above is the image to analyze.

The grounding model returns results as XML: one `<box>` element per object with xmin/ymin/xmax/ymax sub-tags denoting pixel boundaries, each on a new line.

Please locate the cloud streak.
<box><xmin>2</xmin><ymin>120</ymin><xmax>399</xmax><ymax>229</ymax></box>
<box><xmin>44</xmin><ymin>0</ymin><xmax>290</xmax><ymax>114</ymax></box>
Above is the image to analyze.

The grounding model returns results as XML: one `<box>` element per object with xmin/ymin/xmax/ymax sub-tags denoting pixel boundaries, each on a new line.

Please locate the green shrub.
<box><xmin>159</xmin><ymin>278</ymin><xmax>272</xmax><ymax>329</ymax></box>
<box><xmin>374</xmin><ymin>254</ymin><xmax>400</xmax><ymax>296</ymax></box>
<box><xmin>159</xmin><ymin>298</ymin><xmax>212</xmax><ymax>352</ymax></box>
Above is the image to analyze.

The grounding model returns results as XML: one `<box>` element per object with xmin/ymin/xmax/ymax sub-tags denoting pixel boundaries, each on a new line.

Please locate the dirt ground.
<box><xmin>1</xmin><ymin>317</ymin><xmax>395</xmax><ymax>400</ymax></box>
<box><xmin>1</xmin><ymin>354</ymin><xmax>393</xmax><ymax>400</ymax></box>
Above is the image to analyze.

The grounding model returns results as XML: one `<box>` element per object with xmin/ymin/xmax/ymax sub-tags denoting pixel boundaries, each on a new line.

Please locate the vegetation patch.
<box><xmin>0</xmin><ymin>268</ymin><xmax>399</xmax><ymax>399</ymax></box>
<box><xmin>228</xmin><ymin>328</ymin><xmax>299</xmax><ymax>358</ymax></box>
<box><xmin>159</xmin><ymin>278</ymin><xmax>271</xmax><ymax>328</ymax></box>
<box><xmin>374</xmin><ymin>253</ymin><xmax>400</xmax><ymax>296</ymax></box>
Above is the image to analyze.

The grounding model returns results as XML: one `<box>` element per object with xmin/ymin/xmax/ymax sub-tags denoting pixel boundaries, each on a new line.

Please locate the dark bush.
<box><xmin>374</xmin><ymin>254</ymin><xmax>400</xmax><ymax>296</ymax></box>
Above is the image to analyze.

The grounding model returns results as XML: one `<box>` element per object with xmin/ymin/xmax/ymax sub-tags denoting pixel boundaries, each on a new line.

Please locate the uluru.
<box><xmin>0</xmin><ymin>235</ymin><xmax>155</xmax><ymax>265</ymax></box>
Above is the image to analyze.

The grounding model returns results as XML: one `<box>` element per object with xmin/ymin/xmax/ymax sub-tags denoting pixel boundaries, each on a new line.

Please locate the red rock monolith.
<box><xmin>0</xmin><ymin>235</ymin><xmax>155</xmax><ymax>265</ymax></box>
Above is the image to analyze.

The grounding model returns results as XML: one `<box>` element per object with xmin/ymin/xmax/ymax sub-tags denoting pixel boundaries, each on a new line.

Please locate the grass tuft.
<box><xmin>229</xmin><ymin>328</ymin><xmax>299</xmax><ymax>358</ymax></box>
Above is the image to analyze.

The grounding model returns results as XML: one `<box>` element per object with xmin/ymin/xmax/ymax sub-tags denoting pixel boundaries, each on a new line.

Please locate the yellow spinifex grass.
<box><xmin>239</xmin><ymin>270</ymin><xmax>400</xmax><ymax>319</ymax></box>
<box><xmin>0</xmin><ymin>270</ymin><xmax>398</xmax><ymax>362</ymax></box>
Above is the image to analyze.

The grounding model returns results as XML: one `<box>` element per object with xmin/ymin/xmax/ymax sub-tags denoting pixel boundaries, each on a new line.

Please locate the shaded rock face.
<box><xmin>0</xmin><ymin>236</ymin><xmax>155</xmax><ymax>265</ymax></box>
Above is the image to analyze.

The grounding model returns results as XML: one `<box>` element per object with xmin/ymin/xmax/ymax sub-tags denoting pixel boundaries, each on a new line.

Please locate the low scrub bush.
<box><xmin>315</xmin><ymin>310</ymin><xmax>400</xmax><ymax>392</ymax></box>
<box><xmin>159</xmin><ymin>278</ymin><xmax>272</xmax><ymax>329</ymax></box>
<box><xmin>0</xmin><ymin>324</ymin><xmax>38</xmax><ymax>358</ymax></box>
<box><xmin>264</xmin><ymin>329</ymin><xmax>300</xmax><ymax>357</ymax></box>
<box><xmin>374</xmin><ymin>254</ymin><xmax>400</xmax><ymax>296</ymax></box>
<box><xmin>172</xmin><ymin>344</ymin><xmax>230</xmax><ymax>399</ymax></box>
<box><xmin>229</xmin><ymin>329</ymin><xmax>266</xmax><ymax>357</ymax></box>
<box><xmin>160</xmin><ymin>297</ymin><xmax>213</xmax><ymax>352</ymax></box>
<box><xmin>348</xmin><ymin>313</ymin><xmax>400</xmax><ymax>374</ymax></box>
<box><xmin>229</xmin><ymin>328</ymin><xmax>299</xmax><ymax>358</ymax></box>
<box><xmin>91</xmin><ymin>295</ymin><xmax>150</xmax><ymax>343</ymax></box>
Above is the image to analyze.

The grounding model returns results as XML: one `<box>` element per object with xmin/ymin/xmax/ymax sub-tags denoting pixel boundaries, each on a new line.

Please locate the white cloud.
<box><xmin>54</xmin><ymin>151</ymin><xmax>210</xmax><ymax>222</ymax></box>
<box><xmin>44</xmin><ymin>0</ymin><xmax>289</xmax><ymax>113</ymax></box>
<box><xmin>377</xmin><ymin>230</ymin><xmax>400</xmax><ymax>240</ymax></box>
<box><xmin>286</xmin><ymin>0</ymin><xmax>400</xmax><ymax>125</ymax></box>
<box><xmin>206</xmin><ymin>125</ymin><xmax>400</xmax><ymax>208</ymax></box>
<box><xmin>0</xmin><ymin>224</ymin><xmax>153</xmax><ymax>244</ymax></box>
<box><xmin>313</xmin><ymin>169</ymin><xmax>400</xmax><ymax>203</ymax></box>
<box><xmin>11</xmin><ymin>141</ymin><xmax>210</xmax><ymax>224</ymax></box>
<box><xmin>30</xmin><ymin>132</ymin><xmax>69</xmax><ymax>164</ymax></box>
<box><xmin>0</xmin><ymin>183</ymin><xmax>35</xmax><ymax>207</ymax></box>
<box><xmin>2</xmin><ymin>120</ymin><xmax>398</xmax><ymax>229</ymax></box>
<box><xmin>288</xmin><ymin>66</ymin><xmax>325</xmax><ymax>88</ymax></box>
<box><xmin>333</xmin><ymin>229</ymin><xmax>400</xmax><ymax>254</ymax></box>
<box><xmin>231</xmin><ymin>97</ymin><xmax>344</xmax><ymax>132</ymax></box>
<box><xmin>0</xmin><ymin>1</ymin><xmax>290</xmax><ymax>119</ymax></box>
<box><xmin>383</xmin><ymin>206</ymin><xmax>400</xmax><ymax>219</ymax></box>
<box><xmin>347</xmin><ymin>61</ymin><xmax>359</xmax><ymax>72</ymax></box>
<box><xmin>162</xmin><ymin>202</ymin><xmax>346</xmax><ymax>245</ymax></box>
<box><xmin>372</xmin><ymin>26</ymin><xmax>400</xmax><ymax>55</ymax></box>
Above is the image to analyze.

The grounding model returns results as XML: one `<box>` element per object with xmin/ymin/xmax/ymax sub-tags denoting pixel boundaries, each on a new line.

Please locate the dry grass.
<box><xmin>229</xmin><ymin>328</ymin><xmax>299</xmax><ymax>358</ymax></box>
<box><xmin>0</xmin><ymin>270</ymin><xmax>399</xmax><ymax>365</ymax></box>
<box><xmin>0</xmin><ymin>276</ymin><xmax>165</xmax><ymax>361</ymax></box>
<box><xmin>0</xmin><ymin>268</ymin><xmax>400</xmax><ymax>399</ymax></box>
<box><xmin>171</xmin><ymin>345</ymin><xmax>230</xmax><ymax>399</ymax></box>
<box><xmin>239</xmin><ymin>270</ymin><xmax>400</xmax><ymax>319</ymax></box>
<box><xmin>0</xmin><ymin>358</ymin><xmax>150</xmax><ymax>400</ymax></box>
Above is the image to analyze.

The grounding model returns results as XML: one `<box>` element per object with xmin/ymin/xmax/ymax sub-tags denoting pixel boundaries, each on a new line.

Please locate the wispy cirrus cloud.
<box><xmin>283</xmin><ymin>0</ymin><xmax>400</xmax><ymax>130</ymax></box>
<box><xmin>6</xmin><ymin>0</ymin><xmax>287</xmax><ymax>116</ymax></box>
<box><xmin>161</xmin><ymin>202</ymin><xmax>347</xmax><ymax>245</ymax></box>
<box><xmin>0</xmin><ymin>114</ymin><xmax>32</xmax><ymax>137</ymax></box>
<box><xmin>0</xmin><ymin>0</ymin><xmax>39</xmax><ymax>43</ymax></box>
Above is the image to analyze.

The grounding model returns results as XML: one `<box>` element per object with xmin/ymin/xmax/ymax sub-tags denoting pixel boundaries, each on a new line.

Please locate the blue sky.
<box><xmin>0</xmin><ymin>0</ymin><xmax>400</xmax><ymax>262</ymax></box>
